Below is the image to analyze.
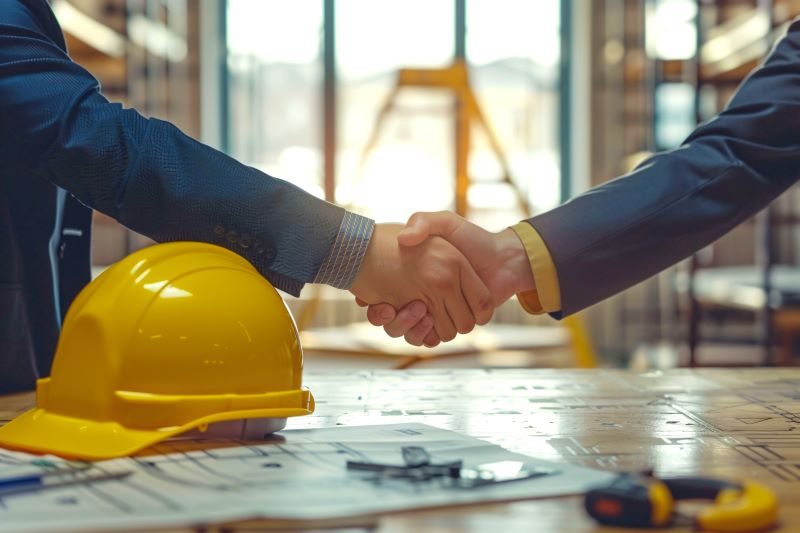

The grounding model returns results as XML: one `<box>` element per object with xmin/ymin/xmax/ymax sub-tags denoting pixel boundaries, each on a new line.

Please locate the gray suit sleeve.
<box><xmin>526</xmin><ymin>19</ymin><xmax>800</xmax><ymax>317</ymax></box>
<box><xmin>0</xmin><ymin>4</ymin><xmax>373</xmax><ymax>296</ymax></box>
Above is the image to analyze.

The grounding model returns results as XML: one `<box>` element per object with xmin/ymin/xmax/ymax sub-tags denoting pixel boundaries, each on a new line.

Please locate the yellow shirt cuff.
<box><xmin>510</xmin><ymin>222</ymin><xmax>562</xmax><ymax>315</ymax></box>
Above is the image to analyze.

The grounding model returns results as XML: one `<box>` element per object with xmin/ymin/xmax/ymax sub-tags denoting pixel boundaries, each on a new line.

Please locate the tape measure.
<box><xmin>584</xmin><ymin>472</ymin><xmax>778</xmax><ymax>531</ymax></box>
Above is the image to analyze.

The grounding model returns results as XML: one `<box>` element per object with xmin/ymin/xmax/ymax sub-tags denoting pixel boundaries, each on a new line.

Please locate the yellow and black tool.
<box><xmin>585</xmin><ymin>472</ymin><xmax>778</xmax><ymax>532</ymax></box>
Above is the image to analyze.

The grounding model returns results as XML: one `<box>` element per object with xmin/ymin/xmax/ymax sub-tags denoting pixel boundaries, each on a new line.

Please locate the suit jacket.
<box><xmin>0</xmin><ymin>0</ymin><xmax>345</xmax><ymax>392</ymax></box>
<box><xmin>526</xmin><ymin>19</ymin><xmax>800</xmax><ymax>318</ymax></box>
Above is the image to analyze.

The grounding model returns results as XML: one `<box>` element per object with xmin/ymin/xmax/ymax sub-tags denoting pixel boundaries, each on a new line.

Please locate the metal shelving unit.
<box><xmin>681</xmin><ymin>0</ymin><xmax>800</xmax><ymax>366</ymax></box>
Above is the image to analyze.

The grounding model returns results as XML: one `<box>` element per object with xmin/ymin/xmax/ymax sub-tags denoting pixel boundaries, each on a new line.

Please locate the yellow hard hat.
<box><xmin>0</xmin><ymin>242</ymin><xmax>314</xmax><ymax>460</ymax></box>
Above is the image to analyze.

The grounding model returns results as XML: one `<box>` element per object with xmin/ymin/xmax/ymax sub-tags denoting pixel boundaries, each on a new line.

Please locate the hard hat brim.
<box><xmin>0</xmin><ymin>399</ymin><xmax>313</xmax><ymax>461</ymax></box>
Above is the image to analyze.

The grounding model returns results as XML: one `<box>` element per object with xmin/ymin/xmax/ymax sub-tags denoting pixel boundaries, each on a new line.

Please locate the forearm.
<box><xmin>529</xmin><ymin>152</ymin><xmax>778</xmax><ymax>316</ymax></box>
<box><xmin>53</xmin><ymin>102</ymin><xmax>371</xmax><ymax>295</ymax></box>
<box><xmin>34</xmin><ymin>94</ymin><xmax>358</xmax><ymax>294</ymax></box>
<box><xmin>527</xmin><ymin>20</ymin><xmax>800</xmax><ymax>316</ymax></box>
<box><xmin>1</xmin><ymin>10</ymin><xmax>373</xmax><ymax>295</ymax></box>
<box><xmin>55</xmin><ymin>108</ymin><xmax>351</xmax><ymax>290</ymax></box>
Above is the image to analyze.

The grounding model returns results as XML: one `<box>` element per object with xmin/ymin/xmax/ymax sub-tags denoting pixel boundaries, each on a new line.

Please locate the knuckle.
<box><xmin>401</xmin><ymin>311</ymin><xmax>425</xmax><ymax>328</ymax></box>
<box><xmin>426</xmin><ymin>271</ymin><xmax>452</xmax><ymax>290</ymax></box>
<box><xmin>408</xmin><ymin>212</ymin><xmax>424</xmax><ymax>225</ymax></box>
<box><xmin>438</xmin><ymin>248</ymin><xmax>462</xmax><ymax>262</ymax></box>
<box><xmin>441</xmin><ymin>252</ymin><xmax>461</xmax><ymax>268</ymax></box>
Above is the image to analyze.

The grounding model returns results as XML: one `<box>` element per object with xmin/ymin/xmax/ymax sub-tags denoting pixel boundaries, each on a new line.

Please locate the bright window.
<box><xmin>226</xmin><ymin>0</ymin><xmax>324</xmax><ymax>198</ymax></box>
<box><xmin>226</xmin><ymin>1</ymin><xmax>562</xmax><ymax>225</ymax></box>
<box><xmin>467</xmin><ymin>0</ymin><xmax>561</xmax><ymax>214</ymax></box>
<box><xmin>334</xmin><ymin>0</ymin><xmax>455</xmax><ymax>222</ymax></box>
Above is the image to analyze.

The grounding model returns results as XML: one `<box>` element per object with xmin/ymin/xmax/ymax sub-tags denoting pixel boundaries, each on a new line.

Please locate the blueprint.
<box><xmin>0</xmin><ymin>423</ymin><xmax>614</xmax><ymax>532</ymax></box>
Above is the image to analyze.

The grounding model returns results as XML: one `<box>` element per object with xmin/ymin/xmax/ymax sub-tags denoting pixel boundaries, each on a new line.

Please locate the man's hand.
<box><xmin>400</xmin><ymin>212</ymin><xmax>535</xmax><ymax>303</ymax></box>
<box><xmin>350</xmin><ymin>223</ymin><xmax>493</xmax><ymax>342</ymax></box>
<box><xmin>364</xmin><ymin>212</ymin><xmax>535</xmax><ymax>346</ymax></box>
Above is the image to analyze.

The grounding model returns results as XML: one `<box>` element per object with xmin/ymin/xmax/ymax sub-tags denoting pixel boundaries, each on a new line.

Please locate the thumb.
<box><xmin>398</xmin><ymin>211</ymin><xmax>461</xmax><ymax>247</ymax></box>
<box><xmin>397</xmin><ymin>215</ymin><xmax>431</xmax><ymax>246</ymax></box>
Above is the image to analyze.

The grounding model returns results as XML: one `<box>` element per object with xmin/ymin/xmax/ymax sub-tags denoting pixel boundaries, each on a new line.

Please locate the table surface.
<box><xmin>2</xmin><ymin>368</ymin><xmax>799</xmax><ymax>532</ymax></box>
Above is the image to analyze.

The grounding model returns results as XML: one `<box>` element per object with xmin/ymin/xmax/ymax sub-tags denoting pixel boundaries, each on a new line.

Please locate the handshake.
<box><xmin>349</xmin><ymin>211</ymin><xmax>536</xmax><ymax>347</ymax></box>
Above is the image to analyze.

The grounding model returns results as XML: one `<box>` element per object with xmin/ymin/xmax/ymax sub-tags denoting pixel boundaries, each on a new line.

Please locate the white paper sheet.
<box><xmin>0</xmin><ymin>423</ymin><xmax>613</xmax><ymax>532</ymax></box>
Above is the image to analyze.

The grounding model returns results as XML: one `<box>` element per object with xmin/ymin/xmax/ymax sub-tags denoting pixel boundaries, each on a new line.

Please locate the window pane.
<box><xmin>646</xmin><ymin>0</ymin><xmax>697</xmax><ymax>60</ymax></box>
<box><xmin>226</xmin><ymin>0</ymin><xmax>324</xmax><ymax>198</ymax></box>
<box><xmin>655</xmin><ymin>83</ymin><xmax>695</xmax><ymax>149</ymax></box>
<box><xmin>335</xmin><ymin>0</ymin><xmax>455</xmax><ymax>222</ymax></box>
<box><xmin>225</xmin><ymin>1</ymin><xmax>562</xmax><ymax>222</ymax></box>
<box><xmin>467</xmin><ymin>0</ymin><xmax>561</xmax><ymax>216</ymax></box>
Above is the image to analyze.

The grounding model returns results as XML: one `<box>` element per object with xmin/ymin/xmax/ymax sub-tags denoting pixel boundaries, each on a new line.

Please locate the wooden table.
<box><xmin>2</xmin><ymin>368</ymin><xmax>799</xmax><ymax>532</ymax></box>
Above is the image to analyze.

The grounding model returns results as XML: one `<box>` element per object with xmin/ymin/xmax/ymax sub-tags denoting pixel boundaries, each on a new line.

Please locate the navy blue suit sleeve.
<box><xmin>0</xmin><ymin>2</ymin><xmax>344</xmax><ymax>296</ymax></box>
<box><xmin>527</xmin><ymin>19</ymin><xmax>800</xmax><ymax>317</ymax></box>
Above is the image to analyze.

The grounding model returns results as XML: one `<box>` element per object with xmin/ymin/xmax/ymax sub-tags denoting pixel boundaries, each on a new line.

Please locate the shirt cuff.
<box><xmin>510</xmin><ymin>221</ymin><xmax>562</xmax><ymax>314</ymax></box>
<box><xmin>313</xmin><ymin>211</ymin><xmax>375</xmax><ymax>289</ymax></box>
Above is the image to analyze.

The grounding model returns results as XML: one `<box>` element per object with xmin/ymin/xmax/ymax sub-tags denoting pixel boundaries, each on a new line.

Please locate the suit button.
<box><xmin>226</xmin><ymin>230</ymin><xmax>238</xmax><ymax>244</ymax></box>
<box><xmin>253</xmin><ymin>239</ymin><xmax>275</xmax><ymax>260</ymax></box>
<box><xmin>240</xmin><ymin>233</ymin><xmax>253</xmax><ymax>248</ymax></box>
<box><xmin>213</xmin><ymin>224</ymin><xmax>226</xmax><ymax>238</ymax></box>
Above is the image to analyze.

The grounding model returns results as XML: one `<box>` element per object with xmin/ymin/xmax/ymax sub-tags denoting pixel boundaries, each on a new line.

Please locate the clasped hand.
<box><xmin>350</xmin><ymin>212</ymin><xmax>535</xmax><ymax>347</ymax></box>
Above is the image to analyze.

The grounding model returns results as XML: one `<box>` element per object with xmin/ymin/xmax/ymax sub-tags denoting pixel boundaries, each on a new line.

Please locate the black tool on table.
<box><xmin>347</xmin><ymin>446</ymin><xmax>558</xmax><ymax>488</ymax></box>
<box><xmin>584</xmin><ymin>471</ymin><xmax>779</xmax><ymax>532</ymax></box>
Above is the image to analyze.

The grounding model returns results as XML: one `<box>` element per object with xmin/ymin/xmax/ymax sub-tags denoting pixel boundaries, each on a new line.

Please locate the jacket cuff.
<box><xmin>264</xmin><ymin>270</ymin><xmax>305</xmax><ymax>297</ymax></box>
<box><xmin>510</xmin><ymin>221</ymin><xmax>562</xmax><ymax>314</ymax></box>
<box><xmin>313</xmin><ymin>211</ymin><xmax>375</xmax><ymax>289</ymax></box>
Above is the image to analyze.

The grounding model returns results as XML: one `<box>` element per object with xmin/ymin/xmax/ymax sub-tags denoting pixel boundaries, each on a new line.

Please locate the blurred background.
<box><xmin>57</xmin><ymin>0</ymin><xmax>800</xmax><ymax>370</ymax></box>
